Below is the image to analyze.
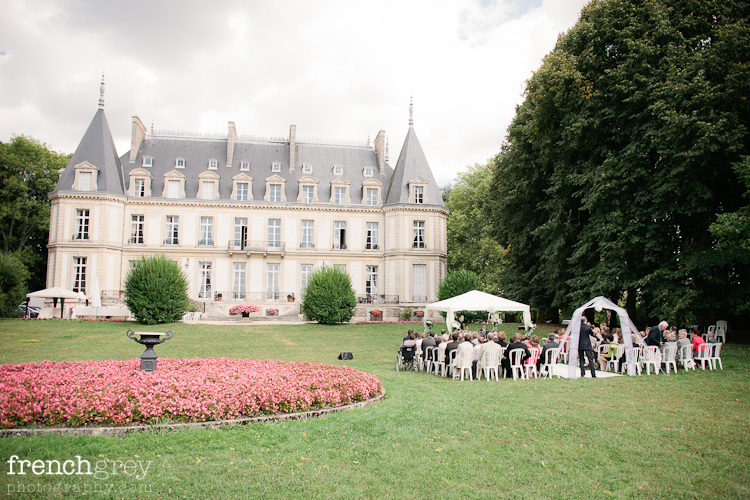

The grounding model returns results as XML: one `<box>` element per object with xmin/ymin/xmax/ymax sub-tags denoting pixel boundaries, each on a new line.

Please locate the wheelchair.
<box><xmin>396</xmin><ymin>345</ymin><xmax>418</xmax><ymax>372</ymax></box>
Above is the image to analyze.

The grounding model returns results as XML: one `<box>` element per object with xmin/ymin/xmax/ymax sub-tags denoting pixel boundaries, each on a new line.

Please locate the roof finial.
<box><xmin>98</xmin><ymin>74</ymin><xmax>105</xmax><ymax>109</ymax></box>
<box><xmin>151</xmin><ymin>120</ymin><xmax>154</xmax><ymax>135</ymax></box>
<box><xmin>409</xmin><ymin>95</ymin><xmax>414</xmax><ymax>127</ymax></box>
<box><xmin>385</xmin><ymin>136</ymin><xmax>390</xmax><ymax>163</ymax></box>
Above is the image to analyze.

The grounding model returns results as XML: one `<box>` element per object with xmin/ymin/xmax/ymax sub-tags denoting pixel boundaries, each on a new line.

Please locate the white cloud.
<box><xmin>0</xmin><ymin>0</ymin><xmax>590</xmax><ymax>184</ymax></box>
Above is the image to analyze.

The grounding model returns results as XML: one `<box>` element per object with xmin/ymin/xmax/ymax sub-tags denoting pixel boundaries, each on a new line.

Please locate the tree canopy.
<box><xmin>0</xmin><ymin>136</ymin><xmax>70</xmax><ymax>291</ymax></box>
<box><xmin>490</xmin><ymin>0</ymin><xmax>750</xmax><ymax>325</ymax></box>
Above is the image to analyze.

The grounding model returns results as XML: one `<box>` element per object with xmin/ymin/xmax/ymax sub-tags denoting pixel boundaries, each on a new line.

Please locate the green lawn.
<box><xmin>1</xmin><ymin>319</ymin><xmax>749</xmax><ymax>499</ymax></box>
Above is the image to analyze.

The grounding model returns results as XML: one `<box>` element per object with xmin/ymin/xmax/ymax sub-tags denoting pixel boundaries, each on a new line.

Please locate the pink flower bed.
<box><xmin>356</xmin><ymin>320</ymin><xmax>423</xmax><ymax>325</ymax></box>
<box><xmin>0</xmin><ymin>358</ymin><xmax>382</xmax><ymax>429</ymax></box>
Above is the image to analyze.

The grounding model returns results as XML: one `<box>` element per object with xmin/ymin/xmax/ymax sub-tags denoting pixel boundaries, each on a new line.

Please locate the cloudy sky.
<box><xmin>1</xmin><ymin>0</ymin><xmax>589</xmax><ymax>186</ymax></box>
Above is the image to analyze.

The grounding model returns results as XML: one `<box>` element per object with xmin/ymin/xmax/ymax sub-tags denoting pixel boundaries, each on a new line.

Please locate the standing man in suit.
<box><xmin>646</xmin><ymin>321</ymin><xmax>668</xmax><ymax>347</ymax></box>
<box><xmin>578</xmin><ymin>317</ymin><xmax>597</xmax><ymax>378</ymax></box>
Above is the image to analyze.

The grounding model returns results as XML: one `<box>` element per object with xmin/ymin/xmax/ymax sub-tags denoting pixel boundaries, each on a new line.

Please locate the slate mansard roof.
<box><xmin>53</xmin><ymin>105</ymin><xmax>446</xmax><ymax>210</ymax></box>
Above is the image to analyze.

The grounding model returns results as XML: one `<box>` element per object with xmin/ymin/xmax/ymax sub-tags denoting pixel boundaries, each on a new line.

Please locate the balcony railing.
<box><xmin>211</xmin><ymin>291</ymin><xmax>297</xmax><ymax>303</ymax></box>
<box><xmin>101</xmin><ymin>290</ymin><xmax>125</xmax><ymax>303</ymax></box>
<box><xmin>356</xmin><ymin>294</ymin><xmax>400</xmax><ymax>304</ymax></box>
<box><xmin>227</xmin><ymin>240</ymin><xmax>285</xmax><ymax>255</ymax></box>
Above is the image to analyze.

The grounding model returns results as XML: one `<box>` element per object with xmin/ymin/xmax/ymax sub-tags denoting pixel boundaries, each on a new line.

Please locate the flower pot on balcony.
<box><xmin>241</xmin><ymin>312</ymin><xmax>250</xmax><ymax>318</ymax></box>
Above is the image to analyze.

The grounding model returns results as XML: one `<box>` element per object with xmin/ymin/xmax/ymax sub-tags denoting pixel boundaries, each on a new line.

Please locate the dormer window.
<box><xmin>128</xmin><ymin>168</ymin><xmax>152</xmax><ymax>197</ymax></box>
<box><xmin>264</xmin><ymin>174</ymin><xmax>287</xmax><ymax>202</ymax></box>
<box><xmin>162</xmin><ymin>170</ymin><xmax>186</xmax><ymax>199</ymax></box>
<box><xmin>272</xmin><ymin>162</ymin><xmax>281</xmax><ymax>173</ymax></box>
<box><xmin>297</xmin><ymin>175</ymin><xmax>319</xmax><ymax>204</ymax></box>
<box><xmin>198</xmin><ymin>171</ymin><xmax>220</xmax><ymax>200</ymax></box>
<box><xmin>333</xmin><ymin>165</ymin><xmax>344</xmax><ymax>176</ymax></box>
<box><xmin>240</xmin><ymin>160</ymin><xmax>250</xmax><ymax>171</ymax></box>
<box><xmin>143</xmin><ymin>156</ymin><xmax>153</xmax><ymax>168</ymax></box>
<box><xmin>302</xmin><ymin>163</ymin><xmax>313</xmax><ymax>175</ymax></box>
<box><xmin>175</xmin><ymin>158</ymin><xmax>186</xmax><ymax>169</ymax></box>
<box><xmin>72</xmin><ymin>161</ymin><xmax>99</xmax><ymax>192</ymax></box>
<box><xmin>361</xmin><ymin>178</ymin><xmax>382</xmax><ymax>206</ymax></box>
<box><xmin>329</xmin><ymin>178</ymin><xmax>351</xmax><ymax>204</ymax></box>
<box><xmin>208</xmin><ymin>159</ymin><xmax>218</xmax><ymax>170</ymax></box>
<box><xmin>363</xmin><ymin>167</ymin><xmax>374</xmax><ymax>178</ymax></box>
<box><xmin>231</xmin><ymin>173</ymin><xmax>254</xmax><ymax>201</ymax></box>
<box><xmin>408</xmin><ymin>177</ymin><xmax>429</xmax><ymax>205</ymax></box>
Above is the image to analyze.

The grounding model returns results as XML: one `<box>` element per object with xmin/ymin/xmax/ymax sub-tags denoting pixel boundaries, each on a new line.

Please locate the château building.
<box><xmin>47</xmin><ymin>82</ymin><xmax>448</xmax><ymax>319</ymax></box>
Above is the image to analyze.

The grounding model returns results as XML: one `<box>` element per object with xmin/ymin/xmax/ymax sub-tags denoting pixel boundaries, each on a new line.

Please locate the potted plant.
<box><xmin>229</xmin><ymin>304</ymin><xmax>261</xmax><ymax>317</ymax></box>
<box><xmin>266</xmin><ymin>308</ymin><xmax>278</xmax><ymax>316</ymax></box>
<box><xmin>216</xmin><ymin>293</ymin><xmax>223</xmax><ymax>301</ymax></box>
<box><xmin>287</xmin><ymin>293</ymin><xmax>295</xmax><ymax>302</ymax></box>
<box><xmin>415</xmin><ymin>310</ymin><xmax>424</xmax><ymax>318</ymax></box>
<box><xmin>369</xmin><ymin>309</ymin><xmax>382</xmax><ymax>321</ymax></box>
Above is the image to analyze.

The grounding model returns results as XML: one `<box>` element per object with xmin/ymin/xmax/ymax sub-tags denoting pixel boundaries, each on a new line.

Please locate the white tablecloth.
<box><xmin>72</xmin><ymin>306</ymin><xmax>131</xmax><ymax>319</ymax></box>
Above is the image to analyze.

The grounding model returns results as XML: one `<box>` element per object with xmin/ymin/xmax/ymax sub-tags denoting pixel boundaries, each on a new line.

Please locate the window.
<box><xmin>266</xmin><ymin>263</ymin><xmax>280</xmax><ymax>301</ymax></box>
<box><xmin>269</xmin><ymin>184</ymin><xmax>282</xmax><ymax>202</ymax></box>
<box><xmin>332</xmin><ymin>165</ymin><xmax>343</xmax><ymax>176</ymax></box>
<box><xmin>363</xmin><ymin>167</ymin><xmax>374</xmax><ymax>178</ymax></box>
<box><xmin>201</xmin><ymin>181</ymin><xmax>216</xmax><ymax>200</ymax></box>
<box><xmin>334</xmin><ymin>264</ymin><xmax>347</xmax><ymax>274</ymax></box>
<box><xmin>72</xmin><ymin>257</ymin><xmax>87</xmax><ymax>293</ymax></box>
<box><xmin>130</xmin><ymin>215</ymin><xmax>144</xmax><ymax>244</ymax></box>
<box><xmin>143</xmin><ymin>156</ymin><xmax>153</xmax><ymax>167</ymax></box>
<box><xmin>232</xmin><ymin>263</ymin><xmax>246</xmax><ymax>301</ymax></box>
<box><xmin>167</xmin><ymin>180</ymin><xmax>181</xmax><ymax>198</ymax></box>
<box><xmin>365</xmin><ymin>265</ymin><xmax>378</xmax><ymax>297</ymax></box>
<box><xmin>302</xmin><ymin>164</ymin><xmax>313</xmax><ymax>174</ymax></box>
<box><xmin>333</xmin><ymin>221</ymin><xmax>347</xmax><ymax>250</ymax></box>
<box><xmin>75</xmin><ymin>209</ymin><xmax>90</xmax><ymax>240</ymax></box>
<box><xmin>267</xmin><ymin>219</ymin><xmax>281</xmax><ymax>248</ymax></box>
<box><xmin>240</xmin><ymin>160</ymin><xmax>249</xmax><ymax>171</ymax></box>
<box><xmin>78</xmin><ymin>172</ymin><xmax>92</xmax><ymax>191</ymax></box>
<box><xmin>362</xmin><ymin>178</ymin><xmax>382</xmax><ymax>206</ymax></box>
<box><xmin>234</xmin><ymin>218</ymin><xmax>248</xmax><ymax>249</ymax></box>
<box><xmin>236</xmin><ymin>182</ymin><xmax>249</xmax><ymax>201</ymax></box>
<box><xmin>366</xmin><ymin>188</ymin><xmax>378</xmax><ymax>206</ymax></box>
<box><xmin>413</xmin><ymin>220</ymin><xmax>426</xmax><ymax>249</ymax></box>
<box><xmin>165</xmin><ymin>216</ymin><xmax>179</xmax><ymax>245</ymax></box>
<box><xmin>272</xmin><ymin>162</ymin><xmax>281</xmax><ymax>172</ymax></box>
<box><xmin>208</xmin><ymin>159</ymin><xmax>218</xmax><ymax>170</ymax></box>
<box><xmin>199</xmin><ymin>217</ymin><xmax>214</xmax><ymax>246</ymax></box>
<box><xmin>300</xmin><ymin>220</ymin><xmax>315</xmax><ymax>249</ymax></box>
<box><xmin>366</xmin><ymin>222</ymin><xmax>379</xmax><ymax>250</ymax></box>
<box><xmin>198</xmin><ymin>262</ymin><xmax>212</xmax><ymax>299</ymax></box>
<box><xmin>133</xmin><ymin>178</ymin><xmax>146</xmax><ymax>197</ymax></box>
<box><xmin>414</xmin><ymin>186</ymin><xmax>424</xmax><ymax>204</ymax></box>
<box><xmin>302</xmin><ymin>185</ymin><xmax>314</xmax><ymax>203</ymax></box>
<box><xmin>412</xmin><ymin>264</ymin><xmax>427</xmax><ymax>302</ymax></box>
<box><xmin>176</xmin><ymin>158</ymin><xmax>185</xmax><ymax>169</ymax></box>
<box><xmin>300</xmin><ymin>264</ymin><xmax>313</xmax><ymax>298</ymax></box>
<box><xmin>334</xmin><ymin>186</ymin><xmax>346</xmax><ymax>205</ymax></box>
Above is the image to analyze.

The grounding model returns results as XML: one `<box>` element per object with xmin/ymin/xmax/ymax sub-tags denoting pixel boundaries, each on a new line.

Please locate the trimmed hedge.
<box><xmin>301</xmin><ymin>266</ymin><xmax>356</xmax><ymax>325</ymax></box>
<box><xmin>125</xmin><ymin>255</ymin><xmax>190</xmax><ymax>324</ymax></box>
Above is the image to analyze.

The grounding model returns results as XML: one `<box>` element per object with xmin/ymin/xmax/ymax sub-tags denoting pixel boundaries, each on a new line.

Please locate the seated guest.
<box><xmin>598</xmin><ymin>332</ymin><xmax>615</xmax><ymax>369</ymax></box>
<box><xmin>451</xmin><ymin>333</ymin><xmax>475</xmax><ymax>375</ymax></box>
<box><xmin>662</xmin><ymin>332</ymin><xmax>677</xmax><ymax>354</ymax></box>
<box><xmin>436</xmin><ymin>335</ymin><xmax>448</xmax><ymax>363</ymax></box>
<box><xmin>403</xmin><ymin>329</ymin><xmax>415</xmax><ymax>341</ymax></box>
<box><xmin>495</xmin><ymin>331</ymin><xmax>508</xmax><ymax>347</ymax></box>
<box><xmin>537</xmin><ymin>333</ymin><xmax>559</xmax><ymax>371</ymax></box>
<box><xmin>691</xmin><ymin>330</ymin><xmax>707</xmax><ymax>356</ymax></box>
<box><xmin>525</xmin><ymin>335</ymin><xmax>541</xmax><ymax>365</ymax></box>
<box><xmin>470</xmin><ymin>332</ymin><xmax>480</xmax><ymax>346</ymax></box>
<box><xmin>401</xmin><ymin>331</ymin><xmax>417</xmax><ymax>348</ymax></box>
<box><xmin>444</xmin><ymin>333</ymin><xmax>461</xmax><ymax>364</ymax></box>
<box><xmin>478</xmin><ymin>322</ymin><xmax>490</xmax><ymax>336</ymax></box>
<box><xmin>676</xmin><ymin>329</ymin><xmax>692</xmax><ymax>361</ymax></box>
<box><xmin>477</xmin><ymin>335</ymin><xmax>502</xmax><ymax>377</ymax></box>
<box><xmin>706</xmin><ymin>329</ymin><xmax>718</xmax><ymax>344</ymax></box>
<box><xmin>422</xmin><ymin>331</ymin><xmax>437</xmax><ymax>350</ymax></box>
<box><xmin>501</xmin><ymin>334</ymin><xmax>531</xmax><ymax>378</ymax></box>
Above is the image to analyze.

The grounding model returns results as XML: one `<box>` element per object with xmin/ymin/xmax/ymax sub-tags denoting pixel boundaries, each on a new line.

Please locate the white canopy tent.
<box><xmin>564</xmin><ymin>296</ymin><xmax>644</xmax><ymax>378</ymax></box>
<box><xmin>424</xmin><ymin>290</ymin><xmax>534</xmax><ymax>332</ymax></box>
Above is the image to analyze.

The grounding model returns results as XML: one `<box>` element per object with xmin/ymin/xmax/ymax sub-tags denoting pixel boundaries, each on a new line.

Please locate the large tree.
<box><xmin>446</xmin><ymin>162</ymin><xmax>505</xmax><ymax>294</ymax></box>
<box><xmin>0</xmin><ymin>136</ymin><xmax>70</xmax><ymax>291</ymax></box>
<box><xmin>491</xmin><ymin>0</ymin><xmax>750</xmax><ymax>325</ymax></box>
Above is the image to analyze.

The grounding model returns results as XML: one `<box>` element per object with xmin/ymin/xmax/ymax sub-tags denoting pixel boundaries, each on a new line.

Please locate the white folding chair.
<box><xmin>541</xmin><ymin>347</ymin><xmax>560</xmax><ymax>378</ymax></box>
<box><xmin>695</xmin><ymin>344</ymin><xmax>712</xmax><ymax>370</ymax></box>
<box><xmin>642</xmin><ymin>346</ymin><xmax>660</xmax><ymax>375</ymax></box>
<box><xmin>558</xmin><ymin>339</ymin><xmax>569</xmax><ymax>364</ymax></box>
<box><xmin>452</xmin><ymin>349</ymin><xmax>473</xmax><ymax>381</ymax></box>
<box><xmin>509</xmin><ymin>349</ymin><xmax>526</xmax><ymax>380</ymax></box>
<box><xmin>715</xmin><ymin>321</ymin><xmax>727</xmax><ymax>343</ymax></box>
<box><xmin>423</xmin><ymin>346</ymin><xmax>434</xmax><ymax>374</ymax></box>
<box><xmin>678</xmin><ymin>345</ymin><xmax>695</xmax><ymax>371</ymax></box>
<box><xmin>432</xmin><ymin>348</ymin><xmax>446</xmax><ymax>376</ymax></box>
<box><xmin>525</xmin><ymin>347</ymin><xmax>541</xmax><ymax>379</ymax></box>
<box><xmin>609</xmin><ymin>344</ymin><xmax>625</xmax><ymax>373</ymax></box>
<box><xmin>708</xmin><ymin>342</ymin><xmax>723</xmax><ymax>370</ymax></box>
<box><xmin>622</xmin><ymin>347</ymin><xmax>642</xmax><ymax>375</ymax></box>
<box><xmin>661</xmin><ymin>345</ymin><xmax>677</xmax><ymax>375</ymax></box>
<box><xmin>445</xmin><ymin>350</ymin><xmax>457</xmax><ymax>377</ymax></box>
<box><xmin>477</xmin><ymin>349</ymin><xmax>501</xmax><ymax>381</ymax></box>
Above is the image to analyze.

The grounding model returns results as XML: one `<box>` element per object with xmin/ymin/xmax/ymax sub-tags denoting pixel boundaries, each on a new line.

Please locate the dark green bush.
<box><xmin>125</xmin><ymin>255</ymin><xmax>190</xmax><ymax>324</ymax></box>
<box><xmin>0</xmin><ymin>253</ymin><xmax>29</xmax><ymax>318</ymax></box>
<box><xmin>301</xmin><ymin>266</ymin><xmax>356</xmax><ymax>325</ymax></box>
<box><xmin>438</xmin><ymin>269</ymin><xmax>485</xmax><ymax>323</ymax></box>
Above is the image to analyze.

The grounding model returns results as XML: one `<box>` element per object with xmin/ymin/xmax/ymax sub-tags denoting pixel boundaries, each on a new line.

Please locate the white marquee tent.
<box><xmin>424</xmin><ymin>290</ymin><xmax>534</xmax><ymax>332</ymax></box>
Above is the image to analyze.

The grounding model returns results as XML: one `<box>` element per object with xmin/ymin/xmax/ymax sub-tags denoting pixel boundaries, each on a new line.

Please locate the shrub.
<box><xmin>399</xmin><ymin>307</ymin><xmax>413</xmax><ymax>321</ymax></box>
<box><xmin>0</xmin><ymin>253</ymin><xmax>29</xmax><ymax>318</ymax></box>
<box><xmin>438</xmin><ymin>269</ymin><xmax>485</xmax><ymax>323</ymax></box>
<box><xmin>124</xmin><ymin>255</ymin><xmax>190</xmax><ymax>324</ymax></box>
<box><xmin>301</xmin><ymin>266</ymin><xmax>356</xmax><ymax>324</ymax></box>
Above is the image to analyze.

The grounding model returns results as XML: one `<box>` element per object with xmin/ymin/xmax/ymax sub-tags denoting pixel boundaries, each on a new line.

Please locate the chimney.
<box><xmin>374</xmin><ymin>129</ymin><xmax>386</xmax><ymax>174</ymax></box>
<box><xmin>227</xmin><ymin>121</ymin><xmax>237</xmax><ymax>168</ymax></box>
<box><xmin>289</xmin><ymin>125</ymin><xmax>297</xmax><ymax>172</ymax></box>
<box><xmin>129</xmin><ymin>116</ymin><xmax>147</xmax><ymax>163</ymax></box>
